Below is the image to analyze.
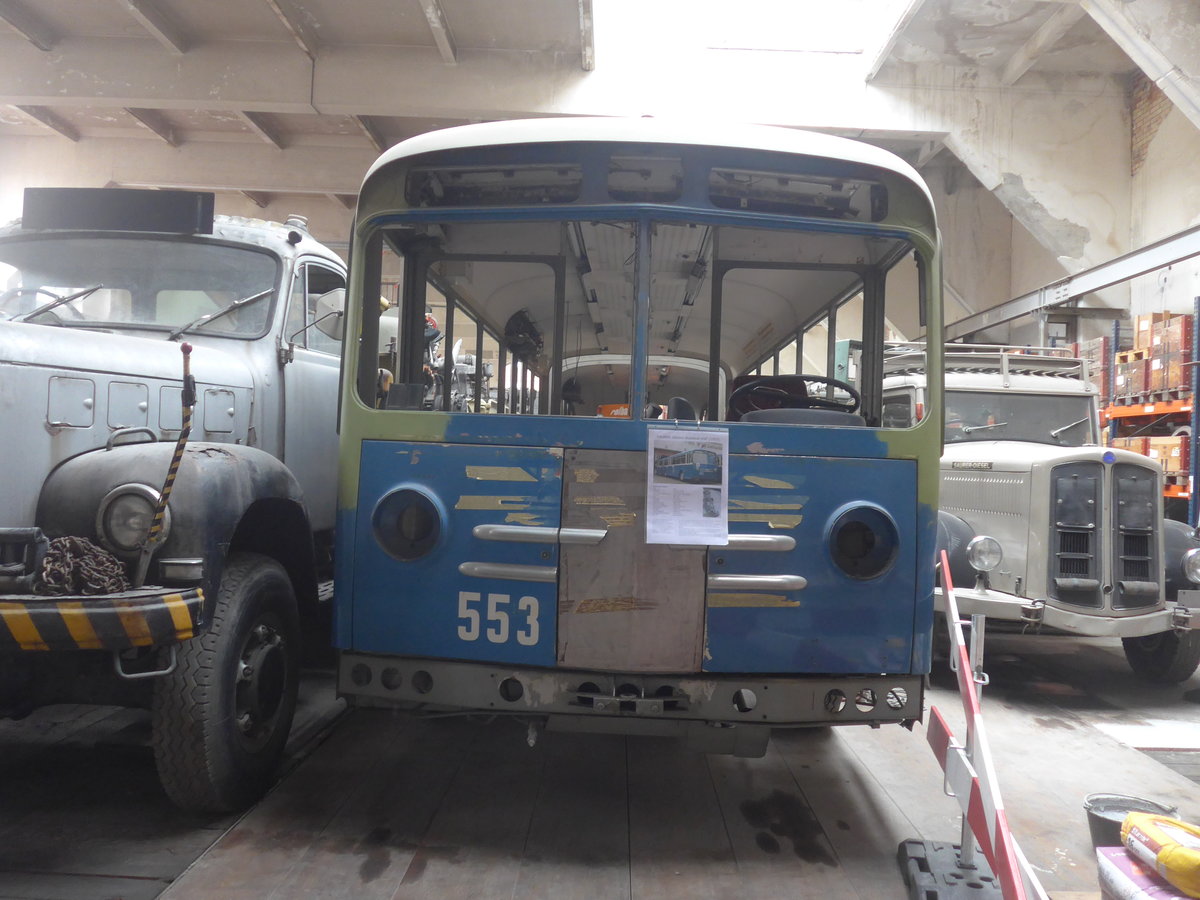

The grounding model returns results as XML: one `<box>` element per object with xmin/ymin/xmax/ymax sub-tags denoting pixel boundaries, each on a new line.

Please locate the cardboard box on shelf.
<box><xmin>1136</xmin><ymin>313</ymin><xmax>1172</xmax><ymax>351</ymax></box>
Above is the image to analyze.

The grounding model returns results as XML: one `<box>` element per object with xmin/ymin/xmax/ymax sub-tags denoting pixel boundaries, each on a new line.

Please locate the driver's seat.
<box><xmin>726</xmin><ymin>374</ymin><xmax>809</xmax><ymax>422</ymax></box>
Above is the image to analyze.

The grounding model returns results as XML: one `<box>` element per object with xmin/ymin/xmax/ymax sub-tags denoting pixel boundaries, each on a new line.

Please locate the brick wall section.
<box><xmin>1131</xmin><ymin>70</ymin><xmax>1172</xmax><ymax>176</ymax></box>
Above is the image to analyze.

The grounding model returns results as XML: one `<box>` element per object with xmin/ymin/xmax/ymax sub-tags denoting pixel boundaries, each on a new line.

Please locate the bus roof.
<box><xmin>361</xmin><ymin>117</ymin><xmax>931</xmax><ymax>204</ymax></box>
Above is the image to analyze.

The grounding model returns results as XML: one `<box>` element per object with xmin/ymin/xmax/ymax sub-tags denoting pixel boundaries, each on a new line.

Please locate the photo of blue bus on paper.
<box><xmin>653</xmin><ymin>448</ymin><xmax>723</xmax><ymax>484</ymax></box>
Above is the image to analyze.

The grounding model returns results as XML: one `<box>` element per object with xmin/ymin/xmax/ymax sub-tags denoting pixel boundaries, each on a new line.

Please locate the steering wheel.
<box><xmin>728</xmin><ymin>374</ymin><xmax>861</xmax><ymax>420</ymax></box>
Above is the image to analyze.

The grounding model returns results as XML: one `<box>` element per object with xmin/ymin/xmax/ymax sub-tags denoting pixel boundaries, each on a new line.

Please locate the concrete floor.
<box><xmin>3</xmin><ymin>634</ymin><xmax>1200</xmax><ymax>899</ymax></box>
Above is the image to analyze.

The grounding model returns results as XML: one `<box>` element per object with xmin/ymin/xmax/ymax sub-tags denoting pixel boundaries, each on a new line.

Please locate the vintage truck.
<box><xmin>883</xmin><ymin>345</ymin><xmax>1200</xmax><ymax>682</ymax></box>
<box><xmin>0</xmin><ymin>188</ymin><xmax>346</xmax><ymax>811</ymax></box>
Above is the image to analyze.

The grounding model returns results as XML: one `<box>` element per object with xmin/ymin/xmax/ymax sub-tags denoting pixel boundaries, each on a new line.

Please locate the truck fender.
<box><xmin>936</xmin><ymin>510</ymin><xmax>979</xmax><ymax>590</ymax></box>
<box><xmin>36</xmin><ymin>441</ymin><xmax>318</xmax><ymax>620</ymax></box>
<box><xmin>1162</xmin><ymin>518</ymin><xmax>1200</xmax><ymax>600</ymax></box>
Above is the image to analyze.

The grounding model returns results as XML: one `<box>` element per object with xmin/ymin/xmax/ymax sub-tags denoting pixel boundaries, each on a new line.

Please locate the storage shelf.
<box><xmin>1104</xmin><ymin>398</ymin><xmax>1193</xmax><ymax>419</ymax></box>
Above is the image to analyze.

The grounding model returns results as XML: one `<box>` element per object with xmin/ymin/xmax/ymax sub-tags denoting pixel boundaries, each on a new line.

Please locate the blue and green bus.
<box><xmin>334</xmin><ymin>118</ymin><xmax>942</xmax><ymax>755</ymax></box>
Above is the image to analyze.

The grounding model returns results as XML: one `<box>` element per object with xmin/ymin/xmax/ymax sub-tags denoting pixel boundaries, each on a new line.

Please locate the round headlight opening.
<box><xmin>828</xmin><ymin>505</ymin><xmax>899</xmax><ymax>580</ymax></box>
<box><xmin>1183</xmin><ymin>548</ymin><xmax>1200</xmax><ymax>585</ymax></box>
<box><xmin>373</xmin><ymin>488</ymin><xmax>443</xmax><ymax>561</ymax></box>
<box><xmin>966</xmin><ymin>535</ymin><xmax>1003</xmax><ymax>573</ymax></box>
<box><xmin>96</xmin><ymin>484</ymin><xmax>165</xmax><ymax>553</ymax></box>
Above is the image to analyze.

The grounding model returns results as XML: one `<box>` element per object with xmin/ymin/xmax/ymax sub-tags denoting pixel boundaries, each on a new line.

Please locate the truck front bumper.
<box><xmin>0</xmin><ymin>587</ymin><xmax>204</xmax><ymax>651</ymax></box>
<box><xmin>934</xmin><ymin>586</ymin><xmax>1194</xmax><ymax>639</ymax></box>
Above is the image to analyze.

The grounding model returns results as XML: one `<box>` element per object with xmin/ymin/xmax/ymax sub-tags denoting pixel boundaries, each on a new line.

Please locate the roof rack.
<box><xmin>884</xmin><ymin>342</ymin><xmax>1089</xmax><ymax>383</ymax></box>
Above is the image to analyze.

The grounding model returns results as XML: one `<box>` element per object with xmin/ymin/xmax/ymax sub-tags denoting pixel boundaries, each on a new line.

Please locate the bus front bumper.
<box><xmin>0</xmin><ymin>587</ymin><xmax>204</xmax><ymax>652</ymax></box>
<box><xmin>934</xmin><ymin>586</ymin><xmax>1196</xmax><ymax>638</ymax></box>
<box><xmin>338</xmin><ymin>651</ymin><xmax>925</xmax><ymax>732</ymax></box>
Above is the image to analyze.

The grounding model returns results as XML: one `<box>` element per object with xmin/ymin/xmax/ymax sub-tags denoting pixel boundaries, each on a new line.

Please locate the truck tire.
<box><xmin>152</xmin><ymin>552</ymin><xmax>300</xmax><ymax>812</ymax></box>
<box><xmin>1122</xmin><ymin>630</ymin><xmax>1200</xmax><ymax>684</ymax></box>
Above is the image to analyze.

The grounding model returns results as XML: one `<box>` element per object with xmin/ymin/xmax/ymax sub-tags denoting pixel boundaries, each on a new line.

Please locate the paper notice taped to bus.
<box><xmin>645</xmin><ymin>428</ymin><xmax>729</xmax><ymax>546</ymax></box>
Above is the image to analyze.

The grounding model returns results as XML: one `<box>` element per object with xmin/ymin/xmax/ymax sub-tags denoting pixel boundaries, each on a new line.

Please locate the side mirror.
<box><xmin>313</xmin><ymin>288</ymin><xmax>346</xmax><ymax>341</ymax></box>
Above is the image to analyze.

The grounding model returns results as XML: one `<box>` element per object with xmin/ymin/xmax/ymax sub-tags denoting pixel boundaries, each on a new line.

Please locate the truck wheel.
<box><xmin>152</xmin><ymin>552</ymin><xmax>300</xmax><ymax>812</ymax></box>
<box><xmin>1122</xmin><ymin>631</ymin><xmax>1200</xmax><ymax>684</ymax></box>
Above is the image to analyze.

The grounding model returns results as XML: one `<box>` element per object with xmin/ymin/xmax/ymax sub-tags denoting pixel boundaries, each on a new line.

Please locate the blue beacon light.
<box><xmin>1103</xmin><ymin>450</ymin><xmax>1116</xmax><ymax>464</ymax></box>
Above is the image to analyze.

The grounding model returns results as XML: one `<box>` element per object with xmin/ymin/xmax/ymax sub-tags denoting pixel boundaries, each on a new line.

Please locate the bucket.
<box><xmin>1083</xmin><ymin>793</ymin><xmax>1179</xmax><ymax>848</ymax></box>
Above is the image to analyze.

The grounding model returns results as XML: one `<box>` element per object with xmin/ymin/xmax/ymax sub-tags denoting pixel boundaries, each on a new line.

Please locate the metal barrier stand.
<box><xmin>897</xmin><ymin>551</ymin><xmax>1050</xmax><ymax>900</ymax></box>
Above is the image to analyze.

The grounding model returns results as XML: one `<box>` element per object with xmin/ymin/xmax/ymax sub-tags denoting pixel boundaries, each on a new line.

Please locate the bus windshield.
<box><xmin>359</xmin><ymin>208</ymin><xmax>926</xmax><ymax>427</ymax></box>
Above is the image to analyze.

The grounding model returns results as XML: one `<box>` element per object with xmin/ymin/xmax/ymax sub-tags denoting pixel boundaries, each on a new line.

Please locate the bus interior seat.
<box><xmin>666</xmin><ymin>396</ymin><xmax>698</xmax><ymax>421</ymax></box>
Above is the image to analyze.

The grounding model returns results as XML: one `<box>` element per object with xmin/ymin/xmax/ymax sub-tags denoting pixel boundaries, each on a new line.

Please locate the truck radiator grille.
<box><xmin>1049</xmin><ymin>463</ymin><xmax>1102</xmax><ymax>608</ymax></box>
<box><xmin>1113</xmin><ymin>464</ymin><xmax>1158</xmax><ymax>610</ymax></box>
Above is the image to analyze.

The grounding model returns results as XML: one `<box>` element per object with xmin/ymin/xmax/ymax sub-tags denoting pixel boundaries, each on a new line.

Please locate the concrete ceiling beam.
<box><xmin>354</xmin><ymin>115</ymin><xmax>388</xmax><ymax>154</ymax></box>
<box><xmin>241</xmin><ymin>190</ymin><xmax>272</xmax><ymax>208</ymax></box>
<box><xmin>0</xmin><ymin>37</ymin><xmax>317</xmax><ymax>113</ymax></box>
<box><xmin>14</xmin><ymin>105</ymin><xmax>79</xmax><ymax>141</ymax></box>
<box><xmin>115</xmin><ymin>0</ymin><xmax>189</xmax><ymax>55</ymax></box>
<box><xmin>239</xmin><ymin>111</ymin><xmax>286</xmax><ymax>149</ymax></box>
<box><xmin>578</xmin><ymin>0</ymin><xmax>594</xmax><ymax>71</ymax></box>
<box><xmin>865</xmin><ymin>0</ymin><xmax>928</xmax><ymax>82</ymax></box>
<box><xmin>418</xmin><ymin>0</ymin><xmax>457</xmax><ymax>64</ymax></box>
<box><xmin>1001</xmin><ymin>3</ymin><xmax>1088</xmax><ymax>85</ymax></box>
<box><xmin>0</xmin><ymin>135</ymin><xmax>373</xmax><ymax>195</ymax></box>
<box><xmin>263</xmin><ymin>0</ymin><xmax>318</xmax><ymax>60</ymax></box>
<box><xmin>125</xmin><ymin>107</ymin><xmax>180</xmax><ymax>146</ymax></box>
<box><xmin>1081</xmin><ymin>0</ymin><xmax>1200</xmax><ymax>130</ymax></box>
<box><xmin>0</xmin><ymin>0</ymin><xmax>56</xmax><ymax>51</ymax></box>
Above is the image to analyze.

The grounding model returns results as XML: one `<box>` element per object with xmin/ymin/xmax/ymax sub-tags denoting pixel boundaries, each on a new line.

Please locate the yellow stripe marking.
<box><xmin>504</xmin><ymin>513</ymin><xmax>546</xmax><ymax>526</ymax></box>
<box><xmin>728</xmin><ymin>513</ymin><xmax>803</xmax><ymax>529</ymax></box>
<box><xmin>708</xmin><ymin>593</ymin><xmax>799</xmax><ymax>608</ymax></box>
<box><xmin>112</xmin><ymin>602</ymin><xmax>154</xmax><ymax>647</ymax></box>
<box><xmin>729</xmin><ymin>499</ymin><xmax>805</xmax><ymax>510</ymax></box>
<box><xmin>465</xmin><ymin>465</ymin><xmax>537</xmax><ymax>482</ymax></box>
<box><xmin>455</xmin><ymin>495</ymin><xmax>531</xmax><ymax>510</ymax></box>
<box><xmin>162</xmin><ymin>593</ymin><xmax>195</xmax><ymax>641</ymax></box>
<box><xmin>0</xmin><ymin>603</ymin><xmax>50</xmax><ymax>650</ymax></box>
<box><xmin>56</xmin><ymin>602</ymin><xmax>105</xmax><ymax>649</ymax></box>
<box><xmin>742</xmin><ymin>475</ymin><xmax>795</xmax><ymax>489</ymax></box>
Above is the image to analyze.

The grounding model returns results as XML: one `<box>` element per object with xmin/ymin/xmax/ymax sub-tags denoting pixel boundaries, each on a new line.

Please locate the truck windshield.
<box><xmin>945</xmin><ymin>390</ymin><xmax>1097</xmax><ymax>446</ymax></box>
<box><xmin>0</xmin><ymin>236</ymin><xmax>278</xmax><ymax>337</ymax></box>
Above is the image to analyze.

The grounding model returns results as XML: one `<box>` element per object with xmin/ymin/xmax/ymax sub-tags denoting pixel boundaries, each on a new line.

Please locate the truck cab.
<box><xmin>883</xmin><ymin>344</ymin><xmax>1200</xmax><ymax>682</ymax></box>
<box><xmin>0</xmin><ymin>188</ymin><xmax>346</xmax><ymax>810</ymax></box>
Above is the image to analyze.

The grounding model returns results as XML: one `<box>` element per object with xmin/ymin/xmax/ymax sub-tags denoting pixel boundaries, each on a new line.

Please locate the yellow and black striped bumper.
<box><xmin>0</xmin><ymin>588</ymin><xmax>204</xmax><ymax>652</ymax></box>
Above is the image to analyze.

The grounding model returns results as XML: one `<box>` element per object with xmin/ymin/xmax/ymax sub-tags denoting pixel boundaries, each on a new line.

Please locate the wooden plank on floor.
<box><xmin>377</xmin><ymin>716</ymin><xmax>549</xmax><ymax>899</ymax></box>
<box><xmin>160</xmin><ymin>710</ymin><xmax>410</xmax><ymax>899</ymax></box>
<box><xmin>773</xmin><ymin>726</ymin><xmax>937</xmax><ymax>899</ymax></box>
<box><xmin>625</xmin><ymin>735</ymin><xmax>742</xmax><ymax>899</ymax></box>
<box><xmin>705</xmin><ymin>738</ymin><xmax>868</xmax><ymax>900</ymax></box>
<box><xmin>509</xmin><ymin>731</ymin><xmax>632</xmax><ymax>900</ymax></box>
<box><xmin>262</xmin><ymin>714</ymin><xmax>483</xmax><ymax>899</ymax></box>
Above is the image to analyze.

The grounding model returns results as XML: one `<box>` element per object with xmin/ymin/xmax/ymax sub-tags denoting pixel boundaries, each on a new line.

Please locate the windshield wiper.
<box><xmin>167</xmin><ymin>288</ymin><xmax>273</xmax><ymax>341</ymax></box>
<box><xmin>1050</xmin><ymin>416</ymin><xmax>1091</xmax><ymax>439</ymax></box>
<box><xmin>16</xmin><ymin>284</ymin><xmax>104</xmax><ymax>322</ymax></box>
<box><xmin>961</xmin><ymin>421</ymin><xmax>1009</xmax><ymax>435</ymax></box>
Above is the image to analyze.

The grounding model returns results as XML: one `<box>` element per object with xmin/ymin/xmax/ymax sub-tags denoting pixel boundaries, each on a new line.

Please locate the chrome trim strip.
<box><xmin>458</xmin><ymin>561</ymin><xmax>559</xmax><ymax>583</ymax></box>
<box><xmin>472</xmin><ymin>524</ymin><xmax>607</xmax><ymax>545</ymax></box>
<box><xmin>707</xmin><ymin>574</ymin><xmax>807</xmax><ymax>591</ymax></box>
<box><xmin>724</xmin><ymin>534</ymin><xmax>796</xmax><ymax>552</ymax></box>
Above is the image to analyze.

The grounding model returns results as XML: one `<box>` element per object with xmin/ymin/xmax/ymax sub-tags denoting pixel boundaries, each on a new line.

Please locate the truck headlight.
<box><xmin>966</xmin><ymin>535</ymin><xmax>1002</xmax><ymax>572</ymax></box>
<box><xmin>1183</xmin><ymin>548</ymin><xmax>1200</xmax><ymax>585</ymax></box>
<box><xmin>96</xmin><ymin>484</ymin><xmax>167</xmax><ymax>553</ymax></box>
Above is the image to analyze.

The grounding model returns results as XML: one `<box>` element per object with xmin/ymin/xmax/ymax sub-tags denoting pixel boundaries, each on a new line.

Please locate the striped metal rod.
<box><xmin>133</xmin><ymin>342</ymin><xmax>195</xmax><ymax>588</ymax></box>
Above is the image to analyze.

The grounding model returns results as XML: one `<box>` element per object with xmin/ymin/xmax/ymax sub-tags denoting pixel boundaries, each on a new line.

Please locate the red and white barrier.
<box><xmin>929</xmin><ymin>550</ymin><xmax>1049</xmax><ymax>900</ymax></box>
